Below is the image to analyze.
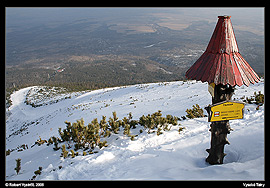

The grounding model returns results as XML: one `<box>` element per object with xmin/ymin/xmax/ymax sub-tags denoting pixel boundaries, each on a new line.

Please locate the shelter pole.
<box><xmin>205</xmin><ymin>84</ymin><xmax>234</xmax><ymax>165</ymax></box>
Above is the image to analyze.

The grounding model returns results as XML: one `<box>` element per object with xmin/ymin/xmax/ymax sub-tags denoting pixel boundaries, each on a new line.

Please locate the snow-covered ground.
<box><xmin>5</xmin><ymin>80</ymin><xmax>264</xmax><ymax>180</ymax></box>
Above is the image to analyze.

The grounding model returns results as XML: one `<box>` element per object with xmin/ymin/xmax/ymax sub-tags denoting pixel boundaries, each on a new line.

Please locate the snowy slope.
<box><xmin>6</xmin><ymin>80</ymin><xmax>264</xmax><ymax>180</ymax></box>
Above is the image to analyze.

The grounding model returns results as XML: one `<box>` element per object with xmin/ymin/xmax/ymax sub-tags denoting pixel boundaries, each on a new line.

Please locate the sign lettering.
<box><xmin>207</xmin><ymin>100</ymin><xmax>245</xmax><ymax>122</ymax></box>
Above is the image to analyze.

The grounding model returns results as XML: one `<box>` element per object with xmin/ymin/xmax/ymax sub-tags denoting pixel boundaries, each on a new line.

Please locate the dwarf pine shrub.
<box><xmin>108</xmin><ymin>117</ymin><xmax>119</xmax><ymax>134</ymax></box>
<box><xmin>243</xmin><ymin>91</ymin><xmax>264</xmax><ymax>108</ymax></box>
<box><xmin>35</xmin><ymin>136</ymin><xmax>47</xmax><ymax>146</ymax></box>
<box><xmin>185</xmin><ymin>104</ymin><xmax>204</xmax><ymax>119</ymax></box>
<box><xmin>178</xmin><ymin>127</ymin><xmax>186</xmax><ymax>134</ymax></box>
<box><xmin>123</xmin><ymin>124</ymin><xmax>131</xmax><ymax>136</ymax></box>
<box><xmin>254</xmin><ymin>91</ymin><xmax>264</xmax><ymax>105</ymax></box>
<box><xmin>34</xmin><ymin>167</ymin><xmax>42</xmax><ymax>176</ymax></box>
<box><xmin>6</xmin><ymin>149</ymin><xmax>11</xmax><ymax>156</ymax></box>
<box><xmin>138</xmin><ymin>110</ymin><xmax>179</xmax><ymax>135</ymax></box>
<box><xmin>14</xmin><ymin>158</ymin><xmax>21</xmax><ymax>175</ymax></box>
<box><xmin>98</xmin><ymin>140</ymin><xmax>108</xmax><ymax>149</ymax></box>
<box><xmin>52</xmin><ymin>136</ymin><xmax>60</xmax><ymax>151</ymax></box>
<box><xmin>61</xmin><ymin>144</ymin><xmax>68</xmax><ymax>159</ymax></box>
<box><xmin>54</xmin><ymin>110</ymin><xmax>185</xmax><ymax>158</ymax></box>
<box><xmin>58</xmin><ymin>115</ymin><xmax>112</xmax><ymax>153</ymax></box>
<box><xmin>70</xmin><ymin>150</ymin><xmax>75</xmax><ymax>158</ymax></box>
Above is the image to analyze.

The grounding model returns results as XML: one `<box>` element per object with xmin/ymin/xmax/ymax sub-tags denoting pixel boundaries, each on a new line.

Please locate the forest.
<box><xmin>6</xmin><ymin>8</ymin><xmax>264</xmax><ymax>97</ymax></box>
<box><xmin>6</xmin><ymin>57</ymin><xmax>185</xmax><ymax>93</ymax></box>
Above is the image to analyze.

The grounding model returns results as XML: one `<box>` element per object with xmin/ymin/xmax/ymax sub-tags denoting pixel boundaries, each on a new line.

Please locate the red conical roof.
<box><xmin>185</xmin><ymin>15</ymin><xmax>260</xmax><ymax>87</ymax></box>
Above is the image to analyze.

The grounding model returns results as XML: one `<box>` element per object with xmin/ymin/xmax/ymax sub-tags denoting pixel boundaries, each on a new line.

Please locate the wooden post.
<box><xmin>205</xmin><ymin>84</ymin><xmax>234</xmax><ymax>165</ymax></box>
<box><xmin>185</xmin><ymin>15</ymin><xmax>260</xmax><ymax>165</ymax></box>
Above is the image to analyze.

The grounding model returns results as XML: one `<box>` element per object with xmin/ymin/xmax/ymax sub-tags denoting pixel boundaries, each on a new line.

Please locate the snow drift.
<box><xmin>6</xmin><ymin>80</ymin><xmax>264</xmax><ymax>180</ymax></box>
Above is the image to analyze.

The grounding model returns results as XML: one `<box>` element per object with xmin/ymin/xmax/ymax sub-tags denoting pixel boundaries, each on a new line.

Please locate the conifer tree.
<box><xmin>122</xmin><ymin>117</ymin><xmax>129</xmax><ymax>125</ymax></box>
<box><xmin>109</xmin><ymin>117</ymin><xmax>119</xmax><ymax>134</ymax></box>
<box><xmin>14</xmin><ymin>158</ymin><xmax>21</xmax><ymax>175</ymax></box>
<box><xmin>254</xmin><ymin>91</ymin><xmax>264</xmax><ymax>105</ymax></box>
<box><xmin>100</xmin><ymin>116</ymin><xmax>107</xmax><ymax>136</ymax></box>
<box><xmin>47</xmin><ymin>137</ymin><xmax>53</xmax><ymax>146</ymax></box>
<box><xmin>139</xmin><ymin>115</ymin><xmax>147</xmax><ymax>126</ymax></box>
<box><xmin>185</xmin><ymin>104</ymin><xmax>204</xmax><ymax>119</ymax></box>
<box><xmin>104</xmin><ymin>130</ymin><xmax>111</xmax><ymax>138</ymax></box>
<box><xmin>58</xmin><ymin>128</ymin><xmax>64</xmax><ymax>140</ymax></box>
<box><xmin>130</xmin><ymin>135</ymin><xmax>135</xmax><ymax>141</ymax></box>
<box><xmin>34</xmin><ymin>167</ymin><xmax>42</xmax><ymax>176</ymax></box>
<box><xmin>52</xmin><ymin>136</ymin><xmax>60</xmax><ymax>151</ymax></box>
<box><xmin>98</xmin><ymin>140</ymin><xmax>108</xmax><ymax>149</ymax></box>
<box><xmin>123</xmin><ymin>124</ymin><xmax>130</xmax><ymax>136</ymax></box>
<box><xmin>113</xmin><ymin>111</ymin><xmax>118</xmax><ymax>121</ymax></box>
<box><xmin>178</xmin><ymin>127</ymin><xmax>186</xmax><ymax>134</ymax></box>
<box><xmin>130</xmin><ymin>120</ymin><xmax>138</xmax><ymax>129</ymax></box>
<box><xmin>128</xmin><ymin>112</ymin><xmax>133</xmax><ymax>120</ymax></box>
<box><xmin>61</xmin><ymin>144</ymin><xmax>68</xmax><ymax>159</ymax></box>
<box><xmin>157</xmin><ymin>127</ymin><xmax>163</xmax><ymax>136</ymax></box>
<box><xmin>70</xmin><ymin>149</ymin><xmax>75</xmax><ymax>158</ymax></box>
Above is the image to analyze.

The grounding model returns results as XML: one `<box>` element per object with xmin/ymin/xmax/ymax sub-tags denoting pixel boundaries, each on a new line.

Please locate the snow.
<box><xmin>143</xmin><ymin>41</ymin><xmax>167</xmax><ymax>48</ymax></box>
<box><xmin>6</xmin><ymin>80</ymin><xmax>264</xmax><ymax>180</ymax></box>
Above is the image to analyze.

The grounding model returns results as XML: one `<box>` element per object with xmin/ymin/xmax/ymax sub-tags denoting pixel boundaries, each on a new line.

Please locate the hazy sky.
<box><xmin>6</xmin><ymin>7</ymin><xmax>264</xmax><ymax>36</ymax></box>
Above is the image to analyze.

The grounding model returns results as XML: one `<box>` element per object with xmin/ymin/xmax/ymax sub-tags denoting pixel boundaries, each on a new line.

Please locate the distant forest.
<box><xmin>6</xmin><ymin>58</ymin><xmax>186</xmax><ymax>93</ymax></box>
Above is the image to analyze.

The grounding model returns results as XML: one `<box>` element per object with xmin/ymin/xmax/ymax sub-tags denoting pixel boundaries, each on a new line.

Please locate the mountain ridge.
<box><xmin>6</xmin><ymin>80</ymin><xmax>264</xmax><ymax>180</ymax></box>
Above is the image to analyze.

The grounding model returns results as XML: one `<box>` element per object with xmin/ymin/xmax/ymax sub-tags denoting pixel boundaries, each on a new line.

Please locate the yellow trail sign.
<box><xmin>207</xmin><ymin>100</ymin><xmax>245</xmax><ymax>122</ymax></box>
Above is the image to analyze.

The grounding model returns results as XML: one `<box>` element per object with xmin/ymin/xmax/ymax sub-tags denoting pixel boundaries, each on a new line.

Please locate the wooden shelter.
<box><xmin>185</xmin><ymin>15</ymin><xmax>260</xmax><ymax>165</ymax></box>
<box><xmin>185</xmin><ymin>15</ymin><xmax>260</xmax><ymax>87</ymax></box>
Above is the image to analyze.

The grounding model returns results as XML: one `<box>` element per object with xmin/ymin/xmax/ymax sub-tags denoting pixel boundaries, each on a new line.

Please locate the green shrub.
<box><xmin>61</xmin><ymin>144</ymin><xmax>68</xmax><ymax>159</ymax></box>
<box><xmin>70</xmin><ymin>150</ymin><xmax>75</xmax><ymax>158</ymax></box>
<box><xmin>178</xmin><ymin>127</ymin><xmax>186</xmax><ymax>134</ymax></box>
<box><xmin>138</xmin><ymin>110</ymin><xmax>179</xmax><ymax>135</ymax></box>
<box><xmin>52</xmin><ymin>136</ymin><xmax>60</xmax><ymax>151</ymax></box>
<box><xmin>243</xmin><ymin>91</ymin><xmax>264</xmax><ymax>109</ymax></box>
<box><xmin>130</xmin><ymin>135</ymin><xmax>136</xmax><ymax>141</ymax></box>
<box><xmin>98</xmin><ymin>140</ymin><xmax>108</xmax><ymax>149</ymax></box>
<box><xmin>185</xmin><ymin>104</ymin><xmax>204</xmax><ymax>119</ymax></box>
<box><xmin>58</xmin><ymin>114</ymin><xmax>113</xmax><ymax>153</ymax></box>
<box><xmin>14</xmin><ymin>158</ymin><xmax>21</xmax><ymax>175</ymax></box>
<box><xmin>34</xmin><ymin>167</ymin><xmax>42</xmax><ymax>176</ymax></box>
<box><xmin>54</xmin><ymin>111</ymin><xmax>184</xmax><ymax>158</ymax></box>
<box><xmin>254</xmin><ymin>91</ymin><xmax>264</xmax><ymax>105</ymax></box>
<box><xmin>123</xmin><ymin>124</ymin><xmax>130</xmax><ymax>136</ymax></box>
<box><xmin>35</xmin><ymin>136</ymin><xmax>47</xmax><ymax>146</ymax></box>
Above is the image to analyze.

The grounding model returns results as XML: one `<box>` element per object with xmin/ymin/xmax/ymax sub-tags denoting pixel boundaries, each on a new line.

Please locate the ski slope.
<box><xmin>6</xmin><ymin>80</ymin><xmax>264</xmax><ymax>180</ymax></box>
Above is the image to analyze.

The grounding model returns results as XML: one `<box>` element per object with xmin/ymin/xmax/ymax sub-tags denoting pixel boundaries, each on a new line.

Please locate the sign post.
<box><xmin>208</xmin><ymin>83</ymin><xmax>215</xmax><ymax>98</ymax></box>
<box><xmin>185</xmin><ymin>16</ymin><xmax>260</xmax><ymax>165</ymax></box>
<box><xmin>207</xmin><ymin>100</ymin><xmax>245</xmax><ymax>122</ymax></box>
<box><xmin>205</xmin><ymin>84</ymin><xmax>236</xmax><ymax>164</ymax></box>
